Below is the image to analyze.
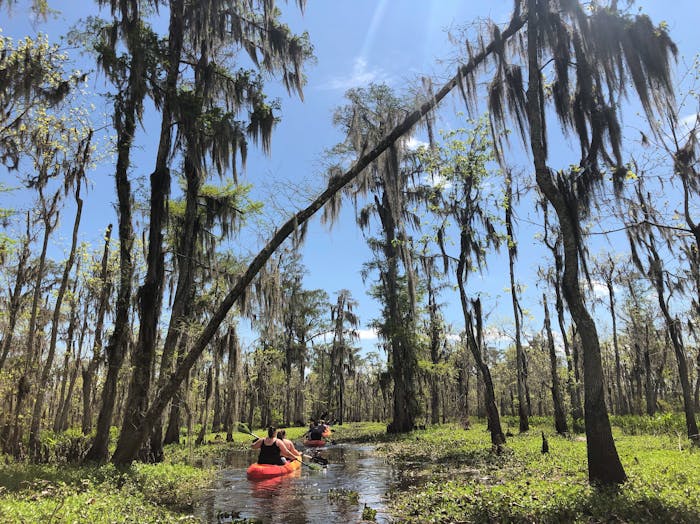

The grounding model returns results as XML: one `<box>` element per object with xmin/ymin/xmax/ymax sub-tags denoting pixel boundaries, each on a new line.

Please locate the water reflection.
<box><xmin>196</xmin><ymin>444</ymin><xmax>397</xmax><ymax>523</ymax></box>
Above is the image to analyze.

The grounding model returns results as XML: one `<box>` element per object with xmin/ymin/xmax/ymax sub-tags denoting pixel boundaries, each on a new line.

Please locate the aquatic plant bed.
<box><xmin>0</xmin><ymin>461</ymin><xmax>212</xmax><ymax>523</ymax></box>
<box><xmin>378</xmin><ymin>418</ymin><xmax>700</xmax><ymax>523</ymax></box>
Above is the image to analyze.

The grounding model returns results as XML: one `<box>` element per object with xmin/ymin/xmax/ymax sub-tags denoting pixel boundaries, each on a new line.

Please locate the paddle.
<box><xmin>237</xmin><ymin>423</ymin><xmax>322</xmax><ymax>470</ymax></box>
<box><xmin>310</xmin><ymin>455</ymin><xmax>329</xmax><ymax>466</ymax></box>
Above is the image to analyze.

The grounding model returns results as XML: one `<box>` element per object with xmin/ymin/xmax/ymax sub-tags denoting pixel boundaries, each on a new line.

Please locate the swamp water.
<box><xmin>196</xmin><ymin>444</ymin><xmax>400</xmax><ymax>523</ymax></box>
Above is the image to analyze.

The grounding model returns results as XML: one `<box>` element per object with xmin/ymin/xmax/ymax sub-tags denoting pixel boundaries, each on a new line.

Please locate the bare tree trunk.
<box><xmin>211</xmin><ymin>349</ymin><xmax>222</xmax><ymax>433</ymax></box>
<box><xmin>0</xmin><ymin>213</ymin><xmax>31</xmax><ymax>375</ymax></box>
<box><xmin>462</xmin><ymin>295</ymin><xmax>504</xmax><ymax>448</ymax></box>
<box><xmin>164</xmin><ymin>332</ymin><xmax>189</xmax><ymax>446</ymax></box>
<box><xmin>426</xmin><ymin>269</ymin><xmax>442</xmax><ymax>425</ymax></box>
<box><xmin>55</xmin><ymin>296</ymin><xmax>84</xmax><ymax>433</ymax></box>
<box><xmin>634</xmin><ymin>215</ymin><xmax>699</xmax><ymax>443</ymax></box>
<box><xmin>54</xmin><ymin>349</ymin><xmax>72</xmax><ymax>433</ymax></box>
<box><xmin>506</xmin><ymin>176</ymin><xmax>528</xmax><ymax>432</ymax></box>
<box><xmin>84</xmin><ymin>90</ymin><xmax>137</xmax><ymax>464</ymax></box>
<box><xmin>543</xmin><ymin>294</ymin><xmax>568</xmax><ymax>434</ymax></box>
<box><xmin>526</xmin><ymin>0</ymin><xmax>625</xmax><ymax>484</ymax></box>
<box><xmin>101</xmin><ymin>11</ymin><xmax>528</xmax><ymax>461</ymax></box>
<box><xmin>224</xmin><ymin>326</ymin><xmax>241</xmax><ymax>442</ymax></box>
<box><xmin>29</xmin><ymin>189</ymin><xmax>83</xmax><ymax>461</ymax></box>
<box><xmin>82</xmin><ymin>224</ymin><xmax>113</xmax><ymax>435</ymax></box>
<box><xmin>195</xmin><ymin>367</ymin><xmax>213</xmax><ymax>445</ymax></box>
<box><xmin>605</xmin><ymin>271</ymin><xmax>628</xmax><ymax>415</ymax></box>
<box><xmin>644</xmin><ymin>344</ymin><xmax>657</xmax><ymax>416</ymax></box>
<box><xmin>7</xmin><ymin>193</ymin><xmax>57</xmax><ymax>457</ymax></box>
<box><xmin>112</xmin><ymin>0</ymin><xmax>184</xmax><ymax>466</ymax></box>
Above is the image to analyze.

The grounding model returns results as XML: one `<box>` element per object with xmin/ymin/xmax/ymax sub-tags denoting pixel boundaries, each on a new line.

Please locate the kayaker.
<box><xmin>276</xmin><ymin>429</ymin><xmax>301</xmax><ymax>455</ymax></box>
<box><xmin>305</xmin><ymin>421</ymin><xmax>324</xmax><ymax>441</ymax></box>
<box><xmin>251</xmin><ymin>426</ymin><xmax>296</xmax><ymax>465</ymax></box>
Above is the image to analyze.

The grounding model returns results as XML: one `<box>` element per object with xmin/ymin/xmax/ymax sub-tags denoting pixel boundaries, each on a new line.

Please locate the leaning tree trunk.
<box><xmin>7</xmin><ymin>194</ymin><xmax>56</xmax><ymax>457</ymax></box>
<box><xmin>0</xmin><ymin>213</ymin><xmax>31</xmax><ymax>375</ymax></box>
<box><xmin>102</xmin><ymin>11</ymin><xmax>528</xmax><ymax>462</ymax></box>
<box><xmin>82</xmin><ymin>224</ymin><xmax>113</xmax><ymax>435</ymax></box>
<box><xmin>526</xmin><ymin>0</ymin><xmax>625</xmax><ymax>485</ymax></box>
<box><xmin>29</xmin><ymin>189</ymin><xmax>83</xmax><ymax>461</ymax></box>
<box><xmin>606</xmin><ymin>274</ymin><xmax>627</xmax><ymax>415</ymax></box>
<box><xmin>653</xmin><ymin>285</ymin><xmax>699</xmax><ymax>443</ymax></box>
<box><xmin>54</xmin><ymin>290</ymin><xmax>83</xmax><ymax>433</ymax></box>
<box><xmin>543</xmin><ymin>294</ymin><xmax>568</xmax><ymax>434</ymax></box>
<box><xmin>460</xmin><ymin>291</ymin><xmax>504</xmax><ymax>448</ymax></box>
<box><xmin>506</xmin><ymin>175</ymin><xmax>528</xmax><ymax>432</ymax></box>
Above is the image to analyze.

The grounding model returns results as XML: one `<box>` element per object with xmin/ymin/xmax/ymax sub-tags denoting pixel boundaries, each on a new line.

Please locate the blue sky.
<box><xmin>2</xmin><ymin>1</ymin><xmax>699</xmax><ymax>357</ymax></box>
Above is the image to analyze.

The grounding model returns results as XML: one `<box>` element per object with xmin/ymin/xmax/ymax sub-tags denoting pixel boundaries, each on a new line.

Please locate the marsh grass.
<box><xmin>2</xmin><ymin>418</ymin><xmax>697</xmax><ymax>523</ymax></box>
<box><xmin>379</xmin><ymin>418</ymin><xmax>700</xmax><ymax>523</ymax></box>
<box><xmin>0</xmin><ymin>450</ymin><xmax>212</xmax><ymax>522</ymax></box>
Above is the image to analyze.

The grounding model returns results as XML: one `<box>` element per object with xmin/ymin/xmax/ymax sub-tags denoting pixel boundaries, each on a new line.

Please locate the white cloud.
<box><xmin>319</xmin><ymin>57</ymin><xmax>388</xmax><ymax>91</ymax></box>
<box><xmin>406</xmin><ymin>137</ymin><xmax>429</xmax><ymax>150</ymax></box>
<box><xmin>484</xmin><ymin>326</ymin><xmax>512</xmax><ymax>346</ymax></box>
<box><xmin>589</xmin><ymin>279</ymin><xmax>608</xmax><ymax>299</ymax></box>
<box><xmin>678</xmin><ymin>113</ymin><xmax>700</xmax><ymax>140</ymax></box>
<box><xmin>680</xmin><ymin>112</ymin><xmax>699</xmax><ymax>129</ymax></box>
<box><xmin>358</xmin><ymin>327</ymin><xmax>379</xmax><ymax>340</ymax></box>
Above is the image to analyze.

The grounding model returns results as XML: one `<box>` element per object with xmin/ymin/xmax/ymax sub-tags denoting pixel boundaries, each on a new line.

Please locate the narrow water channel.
<box><xmin>196</xmin><ymin>444</ymin><xmax>398</xmax><ymax>523</ymax></box>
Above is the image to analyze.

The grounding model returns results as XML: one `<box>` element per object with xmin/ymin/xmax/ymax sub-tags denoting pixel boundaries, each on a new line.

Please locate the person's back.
<box><xmin>252</xmin><ymin>426</ymin><xmax>289</xmax><ymax>465</ymax></box>
<box><xmin>257</xmin><ymin>438</ymin><xmax>281</xmax><ymax>464</ymax></box>
<box><xmin>309</xmin><ymin>424</ymin><xmax>323</xmax><ymax>440</ymax></box>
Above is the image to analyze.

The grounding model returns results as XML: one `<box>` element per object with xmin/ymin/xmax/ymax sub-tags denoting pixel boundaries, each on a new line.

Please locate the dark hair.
<box><xmin>267</xmin><ymin>426</ymin><xmax>276</xmax><ymax>438</ymax></box>
<box><xmin>277</xmin><ymin>429</ymin><xmax>287</xmax><ymax>439</ymax></box>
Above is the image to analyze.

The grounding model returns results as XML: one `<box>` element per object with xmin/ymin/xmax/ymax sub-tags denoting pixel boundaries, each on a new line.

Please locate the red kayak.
<box><xmin>246</xmin><ymin>454</ymin><xmax>301</xmax><ymax>480</ymax></box>
<box><xmin>303</xmin><ymin>439</ymin><xmax>326</xmax><ymax>447</ymax></box>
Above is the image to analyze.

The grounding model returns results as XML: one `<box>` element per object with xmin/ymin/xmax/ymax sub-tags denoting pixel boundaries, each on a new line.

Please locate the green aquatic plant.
<box><xmin>328</xmin><ymin>488</ymin><xmax>360</xmax><ymax>504</ymax></box>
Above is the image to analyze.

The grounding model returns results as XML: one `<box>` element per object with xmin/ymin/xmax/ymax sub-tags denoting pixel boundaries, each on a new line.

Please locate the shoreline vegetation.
<box><xmin>1</xmin><ymin>416</ymin><xmax>698</xmax><ymax>523</ymax></box>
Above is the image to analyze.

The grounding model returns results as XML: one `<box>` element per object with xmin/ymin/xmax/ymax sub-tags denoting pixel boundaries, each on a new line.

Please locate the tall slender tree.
<box><xmin>500</xmin><ymin>0</ymin><xmax>677</xmax><ymax>485</ymax></box>
<box><xmin>326</xmin><ymin>84</ymin><xmax>422</xmax><ymax>433</ymax></box>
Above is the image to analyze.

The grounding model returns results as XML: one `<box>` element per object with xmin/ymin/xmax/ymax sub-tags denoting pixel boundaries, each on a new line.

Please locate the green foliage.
<box><xmin>383</xmin><ymin>421</ymin><xmax>700</xmax><ymax>523</ymax></box>
<box><xmin>610</xmin><ymin>413</ymin><xmax>688</xmax><ymax>437</ymax></box>
<box><xmin>328</xmin><ymin>488</ymin><xmax>360</xmax><ymax>504</ymax></box>
<box><xmin>0</xmin><ymin>460</ymin><xmax>211</xmax><ymax>523</ymax></box>
<box><xmin>32</xmin><ymin>428</ymin><xmax>93</xmax><ymax>463</ymax></box>
<box><xmin>329</xmin><ymin>422</ymin><xmax>396</xmax><ymax>443</ymax></box>
<box><xmin>361</xmin><ymin>503</ymin><xmax>378</xmax><ymax>521</ymax></box>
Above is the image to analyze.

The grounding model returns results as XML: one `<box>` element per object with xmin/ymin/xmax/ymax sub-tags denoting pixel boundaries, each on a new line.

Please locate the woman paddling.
<box><xmin>251</xmin><ymin>426</ymin><xmax>296</xmax><ymax>465</ymax></box>
<box><xmin>276</xmin><ymin>429</ymin><xmax>302</xmax><ymax>456</ymax></box>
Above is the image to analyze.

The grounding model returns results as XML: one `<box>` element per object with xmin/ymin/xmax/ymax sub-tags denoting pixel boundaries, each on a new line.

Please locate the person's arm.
<box><xmin>251</xmin><ymin>437</ymin><xmax>263</xmax><ymax>449</ymax></box>
<box><xmin>276</xmin><ymin>440</ymin><xmax>296</xmax><ymax>459</ymax></box>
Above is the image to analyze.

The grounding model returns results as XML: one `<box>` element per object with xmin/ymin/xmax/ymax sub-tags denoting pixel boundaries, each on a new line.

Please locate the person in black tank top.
<box><xmin>251</xmin><ymin>426</ymin><xmax>296</xmax><ymax>465</ymax></box>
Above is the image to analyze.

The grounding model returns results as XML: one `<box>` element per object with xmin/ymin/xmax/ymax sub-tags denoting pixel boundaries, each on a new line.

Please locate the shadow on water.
<box><xmin>196</xmin><ymin>444</ymin><xmax>400</xmax><ymax>523</ymax></box>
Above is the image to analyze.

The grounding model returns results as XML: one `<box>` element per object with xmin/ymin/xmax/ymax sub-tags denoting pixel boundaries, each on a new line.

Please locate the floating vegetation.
<box><xmin>327</xmin><ymin>487</ymin><xmax>360</xmax><ymax>504</ymax></box>
<box><xmin>361</xmin><ymin>503</ymin><xmax>378</xmax><ymax>521</ymax></box>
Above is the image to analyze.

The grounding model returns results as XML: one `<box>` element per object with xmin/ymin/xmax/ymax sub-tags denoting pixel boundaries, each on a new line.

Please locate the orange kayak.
<box><xmin>246</xmin><ymin>454</ymin><xmax>301</xmax><ymax>480</ymax></box>
<box><xmin>303</xmin><ymin>439</ymin><xmax>326</xmax><ymax>447</ymax></box>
